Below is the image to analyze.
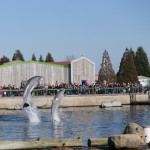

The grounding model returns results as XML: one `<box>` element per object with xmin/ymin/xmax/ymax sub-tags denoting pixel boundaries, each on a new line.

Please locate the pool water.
<box><xmin>0</xmin><ymin>105</ymin><xmax>150</xmax><ymax>146</ymax></box>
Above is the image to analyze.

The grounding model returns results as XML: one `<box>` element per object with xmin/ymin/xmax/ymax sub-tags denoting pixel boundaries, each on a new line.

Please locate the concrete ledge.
<box><xmin>0</xmin><ymin>94</ymin><xmax>148</xmax><ymax>109</ymax></box>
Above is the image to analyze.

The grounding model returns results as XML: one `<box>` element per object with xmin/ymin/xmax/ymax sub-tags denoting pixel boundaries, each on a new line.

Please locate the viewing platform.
<box><xmin>0</xmin><ymin>93</ymin><xmax>149</xmax><ymax>109</ymax></box>
<box><xmin>130</xmin><ymin>92</ymin><xmax>150</xmax><ymax>105</ymax></box>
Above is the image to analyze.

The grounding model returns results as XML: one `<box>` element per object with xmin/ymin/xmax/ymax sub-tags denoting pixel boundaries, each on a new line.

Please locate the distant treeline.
<box><xmin>0</xmin><ymin>47</ymin><xmax>150</xmax><ymax>85</ymax></box>
<box><xmin>0</xmin><ymin>49</ymin><xmax>54</xmax><ymax>65</ymax></box>
<box><xmin>98</xmin><ymin>46</ymin><xmax>150</xmax><ymax>84</ymax></box>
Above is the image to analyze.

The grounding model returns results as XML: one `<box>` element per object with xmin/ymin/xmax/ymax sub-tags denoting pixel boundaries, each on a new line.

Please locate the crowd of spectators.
<box><xmin>0</xmin><ymin>81</ymin><xmax>149</xmax><ymax>97</ymax></box>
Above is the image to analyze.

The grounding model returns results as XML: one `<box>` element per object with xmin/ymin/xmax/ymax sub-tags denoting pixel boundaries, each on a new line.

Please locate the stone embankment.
<box><xmin>0</xmin><ymin>94</ymin><xmax>148</xmax><ymax>109</ymax></box>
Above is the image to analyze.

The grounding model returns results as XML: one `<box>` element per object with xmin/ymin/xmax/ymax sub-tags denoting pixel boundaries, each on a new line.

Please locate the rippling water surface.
<box><xmin>0</xmin><ymin>105</ymin><xmax>150</xmax><ymax>146</ymax></box>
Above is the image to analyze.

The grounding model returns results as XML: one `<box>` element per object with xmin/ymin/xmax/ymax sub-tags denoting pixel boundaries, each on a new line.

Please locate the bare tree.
<box><xmin>65</xmin><ymin>55</ymin><xmax>76</xmax><ymax>61</ymax></box>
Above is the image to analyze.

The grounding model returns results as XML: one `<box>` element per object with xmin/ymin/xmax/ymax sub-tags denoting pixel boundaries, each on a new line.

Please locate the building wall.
<box><xmin>138</xmin><ymin>76</ymin><xmax>150</xmax><ymax>87</ymax></box>
<box><xmin>0</xmin><ymin>61</ymin><xmax>69</xmax><ymax>88</ymax></box>
<box><xmin>0</xmin><ymin>57</ymin><xmax>95</xmax><ymax>87</ymax></box>
<box><xmin>71</xmin><ymin>57</ymin><xmax>95</xmax><ymax>84</ymax></box>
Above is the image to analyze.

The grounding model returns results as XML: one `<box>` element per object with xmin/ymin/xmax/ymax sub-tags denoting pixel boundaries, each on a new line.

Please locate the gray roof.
<box><xmin>138</xmin><ymin>76</ymin><xmax>150</xmax><ymax>80</ymax></box>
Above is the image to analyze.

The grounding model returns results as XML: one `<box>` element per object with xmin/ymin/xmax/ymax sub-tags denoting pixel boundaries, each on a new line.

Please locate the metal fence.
<box><xmin>0</xmin><ymin>86</ymin><xmax>149</xmax><ymax>97</ymax></box>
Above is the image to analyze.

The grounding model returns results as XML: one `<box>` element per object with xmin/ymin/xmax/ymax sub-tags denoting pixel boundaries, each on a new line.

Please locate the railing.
<box><xmin>0</xmin><ymin>86</ymin><xmax>149</xmax><ymax>97</ymax></box>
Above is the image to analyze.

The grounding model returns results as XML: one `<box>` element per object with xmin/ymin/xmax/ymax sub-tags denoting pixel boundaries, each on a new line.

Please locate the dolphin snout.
<box><xmin>23</xmin><ymin>103</ymin><xmax>30</xmax><ymax>108</ymax></box>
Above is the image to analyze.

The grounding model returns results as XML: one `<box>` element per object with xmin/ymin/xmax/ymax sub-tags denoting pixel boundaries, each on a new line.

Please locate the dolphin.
<box><xmin>23</xmin><ymin>76</ymin><xmax>43</xmax><ymax>108</ymax></box>
<box><xmin>51</xmin><ymin>90</ymin><xmax>65</xmax><ymax>122</ymax></box>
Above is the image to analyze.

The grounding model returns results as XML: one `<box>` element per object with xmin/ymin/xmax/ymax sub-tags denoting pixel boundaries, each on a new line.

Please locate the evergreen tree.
<box><xmin>129</xmin><ymin>48</ymin><xmax>135</xmax><ymax>62</ymax></box>
<box><xmin>0</xmin><ymin>55</ymin><xmax>10</xmax><ymax>65</ymax></box>
<box><xmin>117</xmin><ymin>48</ymin><xmax>138</xmax><ymax>83</ymax></box>
<box><xmin>45</xmin><ymin>52</ymin><xmax>54</xmax><ymax>62</ymax></box>
<box><xmin>12</xmin><ymin>49</ymin><xmax>25</xmax><ymax>61</ymax></box>
<box><xmin>135</xmin><ymin>46</ymin><xmax>150</xmax><ymax>77</ymax></box>
<box><xmin>98</xmin><ymin>50</ymin><xmax>116</xmax><ymax>84</ymax></box>
<box><xmin>38</xmin><ymin>54</ymin><xmax>44</xmax><ymax>62</ymax></box>
<box><xmin>32</xmin><ymin>53</ymin><xmax>37</xmax><ymax>61</ymax></box>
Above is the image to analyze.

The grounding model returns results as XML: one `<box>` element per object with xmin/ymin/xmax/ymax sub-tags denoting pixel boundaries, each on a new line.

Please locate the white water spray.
<box><xmin>51</xmin><ymin>90</ymin><xmax>65</xmax><ymax>123</ymax></box>
<box><xmin>24</xmin><ymin>105</ymin><xmax>41</xmax><ymax>123</ymax></box>
<box><xmin>23</xmin><ymin>76</ymin><xmax>43</xmax><ymax>123</ymax></box>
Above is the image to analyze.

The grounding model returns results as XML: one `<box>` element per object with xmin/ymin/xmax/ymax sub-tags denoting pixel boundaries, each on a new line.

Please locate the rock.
<box><xmin>108</xmin><ymin>134</ymin><xmax>145</xmax><ymax>149</ymax></box>
<box><xmin>14</xmin><ymin>104</ymin><xmax>22</xmax><ymax>110</ymax></box>
<box><xmin>8</xmin><ymin>104</ymin><xmax>22</xmax><ymax>110</ymax></box>
<box><xmin>123</xmin><ymin>123</ymin><xmax>146</xmax><ymax>143</ymax></box>
<box><xmin>100</xmin><ymin>100</ymin><xmax>122</xmax><ymax>108</ymax></box>
<box><xmin>111</xmin><ymin>100</ymin><xmax>122</xmax><ymax>107</ymax></box>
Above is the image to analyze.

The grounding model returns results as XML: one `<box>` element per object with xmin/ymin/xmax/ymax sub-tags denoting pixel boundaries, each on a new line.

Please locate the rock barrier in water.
<box><xmin>8</xmin><ymin>104</ymin><xmax>23</xmax><ymax>110</ymax></box>
<box><xmin>100</xmin><ymin>100</ymin><xmax>122</xmax><ymax>108</ymax></box>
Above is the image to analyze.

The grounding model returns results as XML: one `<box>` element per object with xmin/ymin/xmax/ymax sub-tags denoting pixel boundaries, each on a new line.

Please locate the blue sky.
<box><xmin>0</xmin><ymin>0</ymin><xmax>150</xmax><ymax>73</ymax></box>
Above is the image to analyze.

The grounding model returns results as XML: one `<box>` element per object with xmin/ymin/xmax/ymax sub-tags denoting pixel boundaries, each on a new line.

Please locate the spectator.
<box><xmin>0</xmin><ymin>86</ymin><xmax>3</xmax><ymax>97</ymax></box>
<box><xmin>0</xmin><ymin>81</ymin><xmax>147</xmax><ymax>97</ymax></box>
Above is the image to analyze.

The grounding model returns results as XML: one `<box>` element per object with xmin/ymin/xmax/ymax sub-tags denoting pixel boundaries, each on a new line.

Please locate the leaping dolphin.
<box><xmin>23</xmin><ymin>76</ymin><xmax>43</xmax><ymax>108</ymax></box>
<box><xmin>51</xmin><ymin>90</ymin><xmax>65</xmax><ymax>122</ymax></box>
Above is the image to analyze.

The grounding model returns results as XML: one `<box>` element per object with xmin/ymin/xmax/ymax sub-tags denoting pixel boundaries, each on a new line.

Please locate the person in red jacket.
<box><xmin>0</xmin><ymin>86</ymin><xmax>3</xmax><ymax>97</ymax></box>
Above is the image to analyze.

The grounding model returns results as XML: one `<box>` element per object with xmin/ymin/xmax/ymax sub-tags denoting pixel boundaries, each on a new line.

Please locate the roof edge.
<box><xmin>71</xmin><ymin>56</ymin><xmax>95</xmax><ymax>65</ymax></box>
<box><xmin>0</xmin><ymin>61</ymin><xmax>69</xmax><ymax>68</ymax></box>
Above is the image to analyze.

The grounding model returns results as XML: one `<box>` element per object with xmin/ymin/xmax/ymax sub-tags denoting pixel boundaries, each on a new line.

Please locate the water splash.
<box><xmin>51</xmin><ymin>90</ymin><xmax>65</xmax><ymax>123</ymax></box>
<box><xmin>23</xmin><ymin>76</ymin><xmax>43</xmax><ymax>123</ymax></box>
<box><xmin>24</xmin><ymin>102</ymin><xmax>41</xmax><ymax>123</ymax></box>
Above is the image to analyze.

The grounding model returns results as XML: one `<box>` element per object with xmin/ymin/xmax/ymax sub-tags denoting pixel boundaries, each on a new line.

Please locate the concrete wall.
<box><xmin>0</xmin><ymin>61</ymin><xmax>69</xmax><ymax>88</ymax></box>
<box><xmin>0</xmin><ymin>94</ymin><xmax>148</xmax><ymax>109</ymax></box>
<box><xmin>71</xmin><ymin>57</ymin><xmax>95</xmax><ymax>84</ymax></box>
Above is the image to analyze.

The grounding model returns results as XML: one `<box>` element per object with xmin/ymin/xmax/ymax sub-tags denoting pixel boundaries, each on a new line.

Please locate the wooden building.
<box><xmin>0</xmin><ymin>56</ymin><xmax>95</xmax><ymax>88</ymax></box>
<box><xmin>71</xmin><ymin>57</ymin><xmax>95</xmax><ymax>85</ymax></box>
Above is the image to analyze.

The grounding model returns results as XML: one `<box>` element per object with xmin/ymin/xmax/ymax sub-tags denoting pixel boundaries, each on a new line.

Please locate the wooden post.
<box><xmin>88</xmin><ymin>138</ymin><xmax>108</xmax><ymax>147</ymax></box>
<box><xmin>130</xmin><ymin>93</ymin><xmax>136</xmax><ymax>103</ymax></box>
<box><xmin>0</xmin><ymin>138</ymin><xmax>82</xmax><ymax>150</ymax></box>
<box><xmin>148</xmin><ymin>91</ymin><xmax>150</xmax><ymax>100</ymax></box>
